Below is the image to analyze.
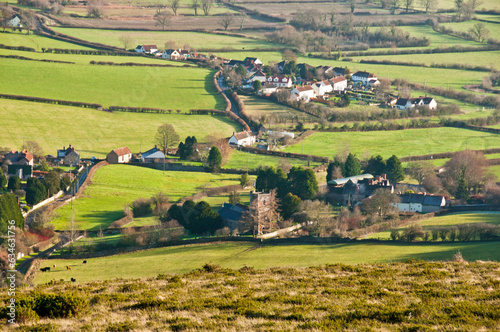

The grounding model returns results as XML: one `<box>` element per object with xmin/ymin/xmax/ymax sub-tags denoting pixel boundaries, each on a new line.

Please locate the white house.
<box><xmin>312</xmin><ymin>80</ymin><xmax>333</xmax><ymax>96</ymax></box>
<box><xmin>394</xmin><ymin>193</ymin><xmax>446</xmax><ymax>213</ymax></box>
<box><xmin>352</xmin><ymin>71</ymin><xmax>377</xmax><ymax>85</ymax></box>
<box><xmin>248</xmin><ymin>70</ymin><xmax>267</xmax><ymax>83</ymax></box>
<box><xmin>290</xmin><ymin>86</ymin><xmax>315</xmax><ymax>102</ymax></box>
<box><xmin>135</xmin><ymin>45</ymin><xmax>158</xmax><ymax>54</ymax></box>
<box><xmin>260</xmin><ymin>82</ymin><xmax>277</xmax><ymax>95</ymax></box>
<box><xmin>243</xmin><ymin>57</ymin><xmax>262</xmax><ymax>66</ymax></box>
<box><xmin>412</xmin><ymin>96</ymin><xmax>437</xmax><ymax>110</ymax></box>
<box><xmin>162</xmin><ymin>49</ymin><xmax>180</xmax><ymax>60</ymax></box>
<box><xmin>330</xmin><ymin>76</ymin><xmax>348</xmax><ymax>91</ymax></box>
<box><xmin>267</xmin><ymin>75</ymin><xmax>292</xmax><ymax>88</ymax></box>
<box><xmin>8</xmin><ymin>16</ymin><xmax>21</xmax><ymax>27</ymax></box>
<box><xmin>395</xmin><ymin>98</ymin><xmax>413</xmax><ymax>110</ymax></box>
<box><xmin>228</xmin><ymin>131</ymin><xmax>256</xmax><ymax>147</ymax></box>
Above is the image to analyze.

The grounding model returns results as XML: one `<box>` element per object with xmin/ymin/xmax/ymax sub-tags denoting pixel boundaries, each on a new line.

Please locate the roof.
<box><xmin>353</xmin><ymin>71</ymin><xmax>375</xmax><ymax>78</ymax></box>
<box><xmin>228</xmin><ymin>59</ymin><xmax>244</xmax><ymax>66</ymax></box>
<box><xmin>296</xmin><ymin>86</ymin><xmax>314</xmax><ymax>92</ymax></box>
<box><xmin>6</xmin><ymin>149</ymin><xmax>34</xmax><ymax>163</ymax></box>
<box><xmin>142</xmin><ymin>45</ymin><xmax>157</xmax><ymax>52</ymax></box>
<box><xmin>327</xmin><ymin>174</ymin><xmax>374</xmax><ymax>186</ymax></box>
<box><xmin>269</xmin><ymin>75</ymin><xmax>290</xmax><ymax>82</ymax></box>
<box><xmin>253</xmin><ymin>70</ymin><xmax>266</xmax><ymax>77</ymax></box>
<box><xmin>262</xmin><ymin>82</ymin><xmax>276</xmax><ymax>89</ymax></box>
<box><xmin>163</xmin><ymin>49</ymin><xmax>178</xmax><ymax>55</ymax></box>
<box><xmin>422</xmin><ymin>97</ymin><xmax>435</xmax><ymax>104</ymax></box>
<box><xmin>112</xmin><ymin>146</ymin><xmax>132</xmax><ymax>157</ymax></box>
<box><xmin>398</xmin><ymin>194</ymin><xmax>445</xmax><ymax>206</ymax></box>
<box><xmin>142</xmin><ymin>146</ymin><xmax>165</xmax><ymax>159</ymax></box>
<box><xmin>232</xmin><ymin>131</ymin><xmax>255</xmax><ymax>141</ymax></box>
<box><xmin>396</xmin><ymin>98</ymin><xmax>410</xmax><ymax>106</ymax></box>
<box><xmin>218</xmin><ymin>203</ymin><xmax>248</xmax><ymax>222</ymax></box>
<box><xmin>331</xmin><ymin>76</ymin><xmax>347</xmax><ymax>84</ymax></box>
<box><xmin>333</xmin><ymin>67</ymin><xmax>345</xmax><ymax>75</ymax></box>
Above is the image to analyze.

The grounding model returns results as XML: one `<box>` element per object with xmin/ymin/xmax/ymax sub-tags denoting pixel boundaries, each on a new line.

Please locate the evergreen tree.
<box><xmin>0</xmin><ymin>168</ymin><xmax>7</xmax><ymax>189</ymax></box>
<box><xmin>455</xmin><ymin>175</ymin><xmax>469</xmax><ymax>200</ymax></box>
<box><xmin>255</xmin><ymin>167</ymin><xmax>287</xmax><ymax>196</ymax></box>
<box><xmin>43</xmin><ymin>171</ymin><xmax>61</xmax><ymax>196</ymax></box>
<box><xmin>343</xmin><ymin>153</ymin><xmax>361</xmax><ymax>177</ymax></box>
<box><xmin>7</xmin><ymin>176</ymin><xmax>21</xmax><ymax>192</ymax></box>
<box><xmin>385</xmin><ymin>155</ymin><xmax>405</xmax><ymax>184</ymax></box>
<box><xmin>253</xmin><ymin>80</ymin><xmax>262</xmax><ymax>93</ymax></box>
<box><xmin>178</xmin><ymin>136</ymin><xmax>199</xmax><ymax>161</ymax></box>
<box><xmin>207</xmin><ymin>146</ymin><xmax>222</xmax><ymax>173</ymax></box>
<box><xmin>0</xmin><ymin>193</ymin><xmax>24</xmax><ymax>234</ymax></box>
<box><xmin>280</xmin><ymin>192</ymin><xmax>301</xmax><ymax>220</ymax></box>
<box><xmin>240</xmin><ymin>173</ymin><xmax>249</xmax><ymax>187</ymax></box>
<box><xmin>326</xmin><ymin>160</ymin><xmax>344</xmax><ymax>182</ymax></box>
<box><xmin>287</xmin><ymin>167</ymin><xmax>319</xmax><ymax>200</ymax></box>
<box><xmin>26</xmin><ymin>177</ymin><xmax>47</xmax><ymax>205</ymax></box>
<box><xmin>365</xmin><ymin>155</ymin><xmax>386</xmax><ymax>176</ymax></box>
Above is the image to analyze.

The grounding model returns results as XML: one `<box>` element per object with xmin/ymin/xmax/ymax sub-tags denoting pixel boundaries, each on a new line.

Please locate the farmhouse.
<box><xmin>352</xmin><ymin>71</ymin><xmax>377</xmax><ymax>85</ymax></box>
<box><xmin>57</xmin><ymin>145</ymin><xmax>80</xmax><ymax>165</ymax></box>
<box><xmin>290</xmin><ymin>86</ymin><xmax>315</xmax><ymax>102</ymax></box>
<box><xmin>135</xmin><ymin>45</ymin><xmax>158</xmax><ymax>54</ymax></box>
<box><xmin>411</xmin><ymin>96</ymin><xmax>437</xmax><ymax>110</ymax></box>
<box><xmin>260</xmin><ymin>82</ymin><xmax>277</xmax><ymax>95</ymax></box>
<box><xmin>330</xmin><ymin>76</ymin><xmax>348</xmax><ymax>91</ymax></box>
<box><xmin>394</xmin><ymin>193</ymin><xmax>446</xmax><ymax>213</ymax></box>
<box><xmin>8</xmin><ymin>15</ymin><xmax>21</xmax><ymax>27</ymax></box>
<box><xmin>228</xmin><ymin>131</ymin><xmax>257</xmax><ymax>147</ymax></box>
<box><xmin>140</xmin><ymin>146</ymin><xmax>165</xmax><ymax>163</ymax></box>
<box><xmin>5</xmin><ymin>149</ymin><xmax>34</xmax><ymax>179</ymax></box>
<box><xmin>162</xmin><ymin>49</ymin><xmax>180</xmax><ymax>60</ymax></box>
<box><xmin>328</xmin><ymin>174</ymin><xmax>393</xmax><ymax>205</ymax></box>
<box><xmin>243</xmin><ymin>57</ymin><xmax>262</xmax><ymax>66</ymax></box>
<box><xmin>107</xmin><ymin>147</ymin><xmax>132</xmax><ymax>164</ymax></box>
<box><xmin>395</xmin><ymin>98</ymin><xmax>413</xmax><ymax>110</ymax></box>
<box><xmin>267</xmin><ymin>75</ymin><xmax>292</xmax><ymax>88</ymax></box>
<box><xmin>312</xmin><ymin>80</ymin><xmax>333</xmax><ymax>96</ymax></box>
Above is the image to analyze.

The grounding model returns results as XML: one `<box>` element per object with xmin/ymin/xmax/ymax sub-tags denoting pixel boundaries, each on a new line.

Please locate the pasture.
<box><xmin>0</xmin><ymin>99</ymin><xmax>240</xmax><ymax>158</ymax></box>
<box><xmin>0</xmin><ymin>30</ymin><xmax>92</xmax><ymax>50</ymax></box>
<box><xmin>35</xmin><ymin>240</ymin><xmax>500</xmax><ymax>283</ymax></box>
<box><xmin>365</xmin><ymin>212</ymin><xmax>500</xmax><ymax>240</ymax></box>
<box><xmin>0</xmin><ymin>58</ymin><xmax>223</xmax><ymax>110</ymax></box>
<box><xmin>49</xmin><ymin>165</ymin><xmax>245</xmax><ymax>231</ymax></box>
<box><xmin>223</xmin><ymin>150</ymin><xmax>321</xmax><ymax>171</ymax></box>
<box><xmin>239</xmin><ymin>95</ymin><xmax>317</xmax><ymax>122</ymax></box>
<box><xmin>441</xmin><ymin>20</ymin><xmax>500</xmax><ymax>40</ymax></box>
<box><xmin>51</xmin><ymin>28</ymin><xmax>280</xmax><ymax>51</ymax></box>
<box><xmin>282</xmin><ymin>127</ymin><xmax>500</xmax><ymax>159</ymax></box>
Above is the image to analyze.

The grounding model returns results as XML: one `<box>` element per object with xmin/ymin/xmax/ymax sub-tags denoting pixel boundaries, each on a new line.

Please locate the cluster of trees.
<box><xmin>0</xmin><ymin>193</ymin><xmax>24</xmax><ymax>234</ymax></box>
<box><xmin>391</xmin><ymin>223</ymin><xmax>499</xmax><ymax>242</ymax></box>
<box><xmin>327</xmin><ymin>154</ymin><xmax>404</xmax><ymax>184</ymax></box>
<box><xmin>25</xmin><ymin>170</ymin><xmax>70</xmax><ymax>206</ymax></box>
<box><xmin>164</xmin><ymin>200</ymin><xmax>222</xmax><ymax>235</ymax></box>
<box><xmin>178</xmin><ymin>136</ymin><xmax>199</xmax><ymax>161</ymax></box>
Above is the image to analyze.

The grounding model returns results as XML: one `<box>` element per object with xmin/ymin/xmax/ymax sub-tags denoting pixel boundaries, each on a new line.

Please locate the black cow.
<box><xmin>83</xmin><ymin>260</ymin><xmax>87</xmax><ymax>265</ymax></box>
<box><xmin>40</xmin><ymin>267</ymin><xmax>50</xmax><ymax>272</ymax></box>
<box><xmin>71</xmin><ymin>278</ymin><xmax>76</xmax><ymax>282</ymax></box>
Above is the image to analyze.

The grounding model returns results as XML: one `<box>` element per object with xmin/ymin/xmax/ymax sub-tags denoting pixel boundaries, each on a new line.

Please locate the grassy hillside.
<box><xmin>35</xmin><ymin>240</ymin><xmax>500</xmax><ymax>284</ymax></box>
<box><xmin>366</xmin><ymin>212</ymin><xmax>500</xmax><ymax>240</ymax></box>
<box><xmin>50</xmin><ymin>165</ymin><xmax>245</xmax><ymax>231</ymax></box>
<box><xmin>0</xmin><ymin>30</ymin><xmax>92</xmax><ymax>50</ymax></box>
<box><xmin>0</xmin><ymin>58</ymin><xmax>223</xmax><ymax>110</ymax></box>
<box><xmin>223</xmin><ymin>150</ymin><xmax>321</xmax><ymax>170</ymax></box>
<box><xmin>51</xmin><ymin>28</ymin><xmax>279</xmax><ymax>50</ymax></box>
<box><xmin>0</xmin><ymin>99</ymin><xmax>240</xmax><ymax>158</ymax></box>
<box><xmin>282</xmin><ymin>128</ymin><xmax>500</xmax><ymax>159</ymax></box>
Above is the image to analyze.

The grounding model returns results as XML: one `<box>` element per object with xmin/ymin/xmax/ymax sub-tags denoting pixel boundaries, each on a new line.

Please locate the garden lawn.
<box><xmin>51</xmin><ymin>28</ymin><xmax>278</xmax><ymax>51</ymax></box>
<box><xmin>283</xmin><ymin>128</ymin><xmax>500</xmax><ymax>159</ymax></box>
<box><xmin>49</xmin><ymin>165</ymin><xmax>244</xmax><ymax>231</ymax></box>
<box><xmin>35</xmin><ymin>240</ymin><xmax>500</xmax><ymax>283</ymax></box>
<box><xmin>0</xmin><ymin>58</ymin><xmax>224</xmax><ymax>110</ymax></box>
<box><xmin>0</xmin><ymin>99</ymin><xmax>240</xmax><ymax>158</ymax></box>
<box><xmin>0</xmin><ymin>30</ymin><xmax>92</xmax><ymax>50</ymax></box>
<box><xmin>365</xmin><ymin>212</ymin><xmax>500</xmax><ymax>240</ymax></box>
<box><xmin>224</xmin><ymin>150</ymin><xmax>321</xmax><ymax>171</ymax></box>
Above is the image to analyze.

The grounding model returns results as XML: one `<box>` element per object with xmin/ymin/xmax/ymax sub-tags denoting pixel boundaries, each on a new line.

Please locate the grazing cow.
<box><xmin>40</xmin><ymin>267</ymin><xmax>50</xmax><ymax>272</ymax></box>
<box><xmin>83</xmin><ymin>260</ymin><xmax>87</xmax><ymax>265</ymax></box>
<box><xmin>71</xmin><ymin>278</ymin><xmax>76</xmax><ymax>282</ymax></box>
<box><xmin>66</xmin><ymin>266</ymin><xmax>71</xmax><ymax>270</ymax></box>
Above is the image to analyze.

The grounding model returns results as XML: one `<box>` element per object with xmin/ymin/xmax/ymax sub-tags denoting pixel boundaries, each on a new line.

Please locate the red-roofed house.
<box><xmin>107</xmin><ymin>147</ymin><xmax>132</xmax><ymax>164</ymax></box>
<box><xmin>5</xmin><ymin>149</ymin><xmax>34</xmax><ymax>166</ymax></box>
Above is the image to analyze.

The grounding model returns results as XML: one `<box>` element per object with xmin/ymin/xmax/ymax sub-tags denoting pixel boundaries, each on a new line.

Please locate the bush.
<box><xmin>18</xmin><ymin>292</ymin><xmax>88</xmax><ymax>318</ymax></box>
<box><xmin>131</xmin><ymin>198</ymin><xmax>153</xmax><ymax>217</ymax></box>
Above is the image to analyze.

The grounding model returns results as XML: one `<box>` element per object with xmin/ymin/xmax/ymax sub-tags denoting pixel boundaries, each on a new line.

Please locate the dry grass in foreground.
<box><xmin>2</xmin><ymin>260</ymin><xmax>500</xmax><ymax>331</ymax></box>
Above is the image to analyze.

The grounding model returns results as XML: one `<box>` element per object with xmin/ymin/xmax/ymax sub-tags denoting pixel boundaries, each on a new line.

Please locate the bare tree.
<box><xmin>218</xmin><ymin>12</ymin><xmax>233</xmax><ymax>31</ymax></box>
<box><xmin>155</xmin><ymin>123</ymin><xmax>180</xmax><ymax>155</ymax></box>
<box><xmin>419</xmin><ymin>0</ymin><xmax>438</xmax><ymax>13</ymax></box>
<box><xmin>22</xmin><ymin>140</ymin><xmax>43</xmax><ymax>162</ymax></box>
<box><xmin>153</xmin><ymin>0</ymin><xmax>165</xmax><ymax>15</ymax></box>
<box><xmin>298</xmin><ymin>200</ymin><xmax>335</xmax><ymax>237</ymax></box>
<box><xmin>443</xmin><ymin>150</ymin><xmax>486</xmax><ymax>195</ymax></box>
<box><xmin>155</xmin><ymin>11</ymin><xmax>172</xmax><ymax>30</ymax></box>
<box><xmin>0</xmin><ymin>6</ymin><xmax>13</xmax><ymax>32</ymax></box>
<box><xmin>168</xmin><ymin>0</ymin><xmax>180</xmax><ymax>15</ymax></box>
<box><xmin>119</xmin><ymin>34</ymin><xmax>134</xmax><ymax>50</ymax></box>
<box><xmin>403</xmin><ymin>0</ymin><xmax>414</xmax><ymax>12</ymax></box>
<box><xmin>406</xmin><ymin>160</ymin><xmax>434</xmax><ymax>189</ymax></box>
<box><xmin>20</xmin><ymin>9</ymin><xmax>36</xmax><ymax>34</ymax></box>
<box><xmin>86</xmin><ymin>0</ymin><xmax>104</xmax><ymax>18</ymax></box>
<box><xmin>469</xmin><ymin>23</ymin><xmax>490</xmax><ymax>42</ymax></box>
<box><xmin>205</xmin><ymin>133</ymin><xmax>232</xmax><ymax>165</ymax></box>
<box><xmin>361</xmin><ymin>188</ymin><xmax>400</xmax><ymax>217</ymax></box>
<box><xmin>192</xmin><ymin>0</ymin><xmax>200</xmax><ymax>15</ymax></box>
<box><xmin>201</xmin><ymin>0</ymin><xmax>213</xmax><ymax>16</ymax></box>
<box><xmin>238</xmin><ymin>12</ymin><xmax>247</xmax><ymax>30</ymax></box>
<box><xmin>389</xmin><ymin>0</ymin><xmax>399</xmax><ymax>14</ymax></box>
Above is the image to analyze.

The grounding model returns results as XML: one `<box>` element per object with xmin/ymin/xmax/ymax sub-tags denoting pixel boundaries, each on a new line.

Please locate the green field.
<box><xmin>489</xmin><ymin>165</ymin><xmax>500</xmax><ymax>179</ymax></box>
<box><xmin>442</xmin><ymin>21</ymin><xmax>500</xmax><ymax>40</ymax></box>
<box><xmin>50</xmin><ymin>165</ymin><xmax>244</xmax><ymax>231</ymax></box>
<box><xmin>35</xmin><ymin>240</ymin><xmax>500</xmax><ymax>283</ymax></box>
<box><xmin>0</xmin><ymin>58</ymin><xmax>223</xmax><ymax>110</ymax></box>
<box><xmin>239</xmin><ymin>95</ymin><xmax>317</xmax><ymax>122</ymax></box>
<box><xmin>0</xmin><ymin>99</ymin><xmax>240</xmax><ymax>158</ymax></box>
<box><xmin>366</xmin><ymin>212</ymin><xmax>500</xmax><ymax>240</ymax></box>
<box><xmin>283</xmin><ymin>128</ymin><xmax>500</xmax><ymax>159</ymax></box>
<box><xmin>0</xmin><ymin>30</ymin><xmax>92</xmax><ymax>50</ymax></box>
<box><xmin>51</xmin><ymin>28</ymin><xmax>279</xmax><ymax>51</ymax></box>
<box><xmin>224</xmin><ymin>150</ymin><xmax>322</xmax><ymax>171</ymax></box>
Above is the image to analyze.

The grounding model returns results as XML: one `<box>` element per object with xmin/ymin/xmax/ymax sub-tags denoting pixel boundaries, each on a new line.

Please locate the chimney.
<box><xmin>63</xmin><ymin>146</ymin><xmax>65</xmax><ymax>150</ymax></box>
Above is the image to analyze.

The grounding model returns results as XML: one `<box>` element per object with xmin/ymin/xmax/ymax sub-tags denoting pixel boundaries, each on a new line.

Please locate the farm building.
<box><xmin>229</xmin><ymin>131</ymin><xmax>257</xmax><ymax>147</ymax></box>
<box><xmin>107</xmin><ymin>147</ymin><xmax>132</xmax><ymax>164</ymax></box>
<box><xmin>8</xmin><ymin>15</ymin><xmax>21</xmax><ymax>27</ymax></box>
<box><xmin>140</xmin><ymin>146</ymin><xmax>165</xmax><ymax>163</ymax></box>
<box><xmin>393</xmin><ymin>193</ymin><xmax>446</xmax><ymax>213</ymax></box>
<box><xmin>330</xmin><ymin>76</ymin><xmax>348</xmax><ymax>91</ymax></box>
<box><xmin>328</xmin><ymin>174</ymin><xmax>393</xmax><ymax>206</ymax></box>
<box><xmin>57</xmin><ymin>145</ymin><xmax>80</xmax><ymax>165</ymax></box>
<box><xmin>135</xmin><ymin>45</ymin><xmax>158</xmax><ymax>54</ymax></box>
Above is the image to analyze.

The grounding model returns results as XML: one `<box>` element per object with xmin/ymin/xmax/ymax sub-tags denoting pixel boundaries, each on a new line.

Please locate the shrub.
<box><xmin>130</xmin><ymin>198</ymin><xmax>153</xmax><ymax>217</ymax></box>
<box><xmin>18</xmin><ymin>292</ymin><xmax>88</xmax><ymax>318</ymax></box>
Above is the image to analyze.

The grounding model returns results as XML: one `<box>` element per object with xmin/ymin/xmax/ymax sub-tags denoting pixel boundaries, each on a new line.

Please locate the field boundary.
<box><xmin>400</xmin><ymin>147</ymin><xmax>500</xmax><ymax>162</ymax></box>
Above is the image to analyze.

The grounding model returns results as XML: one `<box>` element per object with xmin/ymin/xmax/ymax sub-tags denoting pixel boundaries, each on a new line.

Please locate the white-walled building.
<box><xmin>290</xmin><ymin>86</ymin><xmax>316</xmax><ymax>102</ymax></box>
<box><xmin>228</xmin><ymin>131</ymin><xmax>256</xmax><ymax>147</ymax></box>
